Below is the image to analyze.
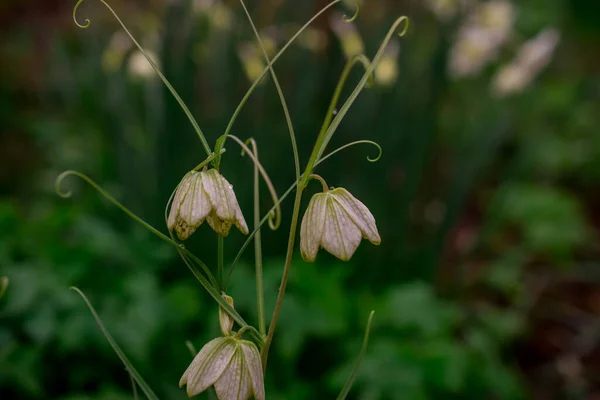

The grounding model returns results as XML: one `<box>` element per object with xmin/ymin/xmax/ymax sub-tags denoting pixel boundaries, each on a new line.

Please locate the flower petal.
<box><xmin>187</xmin><ymin>174</ymin><xmax>211</xmax><ymax>227</ymax></box>
<box><xmin>321</xmin><ymin>197</ymin><xmax>362</xmax><ymax>261</ymax></box>
<box><xmin>175</xmin><ymin>172</ymin><xmax>205</xmax><ymax>240</ymax></box>
<box><xmin>300</xmin><ymin>193</ymin><xmax>328</xmax><ymax>262</ymax></box>
<box><xmin>181</xmin><ymin>337</ymin><xmax>236</xmax><ymax>397</ymax></box>
<box><xmin>214</xmin><ymin>347</ymin><xmax>252</xmax><ymax>400</ymax></box>
<box><xmin>202</xmin><ymin>170</ymin><xmax>249</xmax><ymax>235</ymax></box>
<box><xmin>168</xmin><ymin>172</ymin><xmax>193</xmax><ymax>231</ymax></box>
<box><xmin>331</xmin><ymin>188</ymin><xmax>381</xmax><ymax>244</ymax></box>
<box><xmin>240</xmin><ymin>340</ymin><xmax>265</xmax><ymax>400</ymax></box>
<box><xmin>206</xmin><ymin>212</ymin><xmax>233</xmax><ymax>237</ymax></box>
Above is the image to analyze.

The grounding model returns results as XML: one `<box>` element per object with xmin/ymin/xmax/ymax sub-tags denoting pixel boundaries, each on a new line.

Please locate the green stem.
<box><xmin>248</xmin><ymin>139</ymin><xmax>266</xmax><ymax>336</ymax></box>
<box><xmin>337</xmin><ymin>311</ymin><xmax>375</xmax><ymax>400</ymax></box>
<box><xmin>73</xmin><ymin>0</ymin><xmax>212</xmax><ymax>156</ymax></box>
<box><xmin>302</xmin><ymin>54</ymin><xmax>372</xmax><ymax>187</ymax></box>
<box><xmin>214</xmin><ymin>0</ymin><xmax>344</xmax><ymax>169</ymax></box>
<box><xmin>261</xmin><ymin>186</ymin><xmax>304</xmax><ymax>369</ymax></box>
<box><xmin>313</xmin><ymin>17</ymin><xmax>409</xmax><ymax>165</ymax></box>
<box><xmin>218</xmin><ymin>235</ymin><xmax>224</xmax><ymax>290</ymax></box>
<box><xmin>238</xmin><ymin>0</ymin><xmax>300</xmax><ymax>180</ymax></box>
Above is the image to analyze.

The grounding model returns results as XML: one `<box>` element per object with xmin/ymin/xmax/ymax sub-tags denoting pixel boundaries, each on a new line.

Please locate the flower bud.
<box><xmin>219</xmin><ymin>294</ymin><xmax>235</xmax><ymax>336</ymax></box>
<box><xmin>179</xmin><ymin>336</ymin><xmax>265</xmax><ymax>400</ymax></box>
<box><xmin>168</xmin><ymin>169</ymin><xmax>249</xmax><ymax>240</ymax></box>
<box><xmin>300</xmin><ymin>187</ymin><xmax>380</xmax><ymax>262</ymax></box>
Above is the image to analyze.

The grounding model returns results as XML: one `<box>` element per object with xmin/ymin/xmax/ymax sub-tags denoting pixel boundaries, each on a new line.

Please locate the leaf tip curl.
<box><xmin>342</xmin><ymin>1</ymin><xmax>360</xmax><ymax>23</ymax></box>
<box><xmin>55</xmin><ymin>170</ymin><xmax>77</xmax><ymax>198</ymax></box>
<box><xmin>73</xmin><ymin>0</ymin><xmax>91</xmax><ymax>28</ymax></box>
<box><xmin>396</xmin><ymin>16</ymin><xmax>410</xmax><ymax>37</ymax></box>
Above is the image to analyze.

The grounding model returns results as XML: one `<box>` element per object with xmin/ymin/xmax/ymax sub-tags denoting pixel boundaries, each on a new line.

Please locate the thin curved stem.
<box><xmin>309</xmin><ymin>174</ymin><xmax>329</xmax><ymax>192</ymax></box>
<box><xmin>228</xmin><ymin>134</ymin><xmax>281</xmax><ymax>230</ymax></box>
<box><xmin>73</xmin><ymin>0</ymin><xmax>212</xmax><ymax>155</ymax></box>
<box><xmin>247</xmin><ymin>139</ymin><xmax>266</xmax><ymax>336</ymax></box>
<box><xmin>237</xmin><ymin>0</ymin><xmax>300</xmax><ymax>180</ymax></box>
<box><xmin>214</xmin><ymin>0</ymin><xmax>344</xmax><ymax>168</ymax></box>
<box><xmin>317</xmin><ymin>140</ymin><xmax>382</xmax><ymax>165</ymax></box>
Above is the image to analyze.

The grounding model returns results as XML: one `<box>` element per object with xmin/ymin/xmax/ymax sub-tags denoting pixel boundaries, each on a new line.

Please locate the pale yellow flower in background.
<box><xmin>474</xmin><ymin>0</ymin><xmax>515</xmax><ymax>45</ymax></box>
<box><xmin>180</xmin><ymin>336</ymin><xmax>265</xmax><ymax>400</ymax></box>
<box><xmin>330</xmin><ymin>12</ymin><xmax>365</xmax><ymax>59</ymax></box>
<box><xmin>375</xmin><ymin>40</ymin><xmax>400</xmax><ymax>87</ymax></box>
<box><xmin>168</xmin><ymin>169</ymin><xmax>248</xmax><ymax>240</ymax></box>
<box><xmin>300</xmin><ymin>188</ymin><xmax>380</xmax><ymax>262</ymax></box>
<box><xmin>238</xmin><ymin>43</ymin><xmax>266</xmax><ymax>83</ymax></box>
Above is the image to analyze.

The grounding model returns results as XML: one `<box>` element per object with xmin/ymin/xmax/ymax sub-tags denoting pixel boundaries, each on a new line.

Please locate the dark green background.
<box><xmin>2</xmin><ymin>0</ymin><xmax>600</xmax><ymax>398</ymax></box>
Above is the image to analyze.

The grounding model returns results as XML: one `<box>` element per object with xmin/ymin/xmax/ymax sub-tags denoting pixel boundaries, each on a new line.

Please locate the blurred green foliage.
<box><xmin>1</xmin><ymin>0</ymin><xmax>600</xmax><ymax>398</ymax></box>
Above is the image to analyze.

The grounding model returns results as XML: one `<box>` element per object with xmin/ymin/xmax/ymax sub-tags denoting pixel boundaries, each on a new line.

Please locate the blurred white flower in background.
<box><xmin>448</xmin><ymin>0</ymin><xmax>516</xmax><ymax>78</ymax></box>
<box><xmin>128</xmin><ymin>50</ymin><xmax>160</xmax><ymax>80</ymax></box>
<box><xmin>492</xmin><ymin>28</ymin><xmax>560</xmax><ymax>97</ymax></box>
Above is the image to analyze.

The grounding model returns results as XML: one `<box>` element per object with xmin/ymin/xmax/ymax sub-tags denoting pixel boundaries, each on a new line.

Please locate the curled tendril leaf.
<box><xmin>342</xmin><ymin>0</ymin><xmax>360</xmax><ymax>23</ymax></box>
<box><xmin>317</xmin><ymin>140</ymin><xmax>382</xmax><ymax>165</ymax></box>
<box><xmin>396</xmin><ymin>16</ymin><xmax>410</xmax><ymax>37</ymax></box>
<box><xmin>337</xmin><ymin>310</ymin><xmax>375</xmax><ymax>400</ymax></box>
<box><xmin>73</xmin><ymin>0</ymin><xmax>91</xmax><ymax>28</ymax></box>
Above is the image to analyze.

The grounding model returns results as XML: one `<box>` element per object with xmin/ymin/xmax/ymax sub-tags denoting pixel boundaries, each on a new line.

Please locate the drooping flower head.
<box><xmin>179</xmin><ymin>336</ymin><xmax>265</xmax><ymax>400</ymax></box>
<box><xmin>300</xmin><ymin>187</ymin><xmax>380</xmax><ymax>262</ymax></box>
<box><xmin>168</xmin><ymin>169</ymin><xmax>248</xmax><ymax>240</ymax></box>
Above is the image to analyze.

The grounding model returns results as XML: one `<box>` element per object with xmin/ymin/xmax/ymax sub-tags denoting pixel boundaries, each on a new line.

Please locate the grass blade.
<box><xmin>71</xmin><ymin>287</ymin><xmax>159</xmax><ymax>400</ymax></box>
<box><xmin>337</xmin><ymin>310</ymin><xmax>375</xmax><ymax>400</ymax></box>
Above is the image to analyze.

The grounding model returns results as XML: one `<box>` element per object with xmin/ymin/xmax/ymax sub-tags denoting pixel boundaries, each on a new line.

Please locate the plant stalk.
<box><xmin>261</xmin><ymin>186</ymin><xmax>304</xmax><ymax>368</ymax></box>
<box><xmin>217</xmin><ymin>235</ymin><xmax>224</xmax><ymax>290</ymax></box>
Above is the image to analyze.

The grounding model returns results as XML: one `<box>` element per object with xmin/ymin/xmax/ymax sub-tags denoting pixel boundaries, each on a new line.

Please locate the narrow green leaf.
<box><xmin>71</xmin><ymin>287</ymin><xmax>159</xmax><ymax>400</ymax></box>
<box><xmin>337</xmin><ymin>310</ymin><xmax>375</xmax><ymax>400</ymax></box>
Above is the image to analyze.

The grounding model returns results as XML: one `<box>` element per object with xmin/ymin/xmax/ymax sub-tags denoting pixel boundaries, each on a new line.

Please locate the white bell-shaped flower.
<box><xmin>179</xmin><ymin>336</ymin><xmax>265</xmax><ymax>400</ymax></box>
<box><xmin>300</xmin><ymin>187</ymin><xmax>380</xmax><ymax>262</ymax></box>
<box><xmin>168</xmin><ymin>169</ymin><xmax>248</xmax><ymax>239</ymax></box>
